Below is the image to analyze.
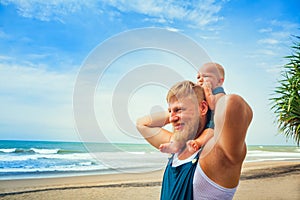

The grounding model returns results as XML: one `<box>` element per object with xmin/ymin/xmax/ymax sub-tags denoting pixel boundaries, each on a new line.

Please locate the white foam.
<box><xmin>0</xmin><ymin>148</ymin><xmax>16</xmax><ymax>153</ymax></box>
<box><xmin>30</xmin><ymin>148</ymin><xmax>60</xmax><ymax>154</ymax></box>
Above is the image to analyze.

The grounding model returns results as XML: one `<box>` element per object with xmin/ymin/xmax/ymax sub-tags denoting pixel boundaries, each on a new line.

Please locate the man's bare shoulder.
<box><xmin>198</xmin><ymin>94</ymin><xmax>252</xmax><ymax>187</ymax></box>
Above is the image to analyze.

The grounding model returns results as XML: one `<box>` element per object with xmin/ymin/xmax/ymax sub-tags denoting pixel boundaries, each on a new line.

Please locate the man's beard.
<box><xmin>173</xmin><ymin>117</ymin><xmax>201</xmax><ymax>149</ymax></box>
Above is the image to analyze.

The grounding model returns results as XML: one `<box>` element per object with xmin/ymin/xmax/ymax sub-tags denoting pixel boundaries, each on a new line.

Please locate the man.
<box><xmin>136</xmin><ymin>81</ymin><xmax>253</xmax><ymax>200</ymax></box>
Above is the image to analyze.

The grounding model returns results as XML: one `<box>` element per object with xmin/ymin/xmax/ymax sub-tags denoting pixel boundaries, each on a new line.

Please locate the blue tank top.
<box><xmin>160</xmin><ymin>152</ymin><xmax>200</xmax><ymax>200</ymax></box>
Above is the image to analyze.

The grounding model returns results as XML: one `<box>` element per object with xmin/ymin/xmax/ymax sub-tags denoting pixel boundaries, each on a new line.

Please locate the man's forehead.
<box><xmin>168</xmin><ymin>97</ymin><xmax>194</xmax><ymax>107</ymax></box>
<box><xmin>168</xmin><ymin>99</ymin><xmax>182</xmax><ymax>107</ymax></box>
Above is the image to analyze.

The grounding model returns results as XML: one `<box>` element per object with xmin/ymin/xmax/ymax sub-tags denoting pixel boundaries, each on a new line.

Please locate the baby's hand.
<box><xmin>202</xmin><ymin>81</ymin><xmax>212</xmax><ymax>89</ymax></box>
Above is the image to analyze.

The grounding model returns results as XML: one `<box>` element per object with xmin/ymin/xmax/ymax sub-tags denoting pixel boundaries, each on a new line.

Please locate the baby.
<box><xmin>159</xmin><ymin>62</ymin><xmax>226</xmax><ymax>153</ymax></box>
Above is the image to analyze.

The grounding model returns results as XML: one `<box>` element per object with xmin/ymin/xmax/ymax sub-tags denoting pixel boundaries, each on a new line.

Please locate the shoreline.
<box><xmin>1</xmin><ymin>159</ymin><xmax>299</xmax><ymax>181</ymax></box>
<box><xmin>0</xmin><ymin>161</ymin><xmax>299</xmax><ymax>199</ymax></box>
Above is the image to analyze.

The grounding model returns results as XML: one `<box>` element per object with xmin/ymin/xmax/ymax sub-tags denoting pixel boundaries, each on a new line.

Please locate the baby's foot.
<box><xmin>159</xmin><ymin>142</ymin><xmax>181</xmax><ymax>154</ymax></box>
<box><xmin>186</xmin><ymin>140</ymin><xmax>200</xmax><ymax>153</ymax></box>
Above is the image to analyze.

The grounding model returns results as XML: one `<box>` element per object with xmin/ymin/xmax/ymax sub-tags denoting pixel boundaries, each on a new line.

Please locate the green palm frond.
<box><xmin>270</xmin><ymin>35</ymin><xmax>300</xmax><ymax>146</ymax></box>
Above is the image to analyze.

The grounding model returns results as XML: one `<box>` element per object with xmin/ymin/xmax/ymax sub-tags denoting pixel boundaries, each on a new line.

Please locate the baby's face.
<box><xmin>196</xmin><ymin>65</ymin><xmax>220</xmax><ymax>89</ymax></box>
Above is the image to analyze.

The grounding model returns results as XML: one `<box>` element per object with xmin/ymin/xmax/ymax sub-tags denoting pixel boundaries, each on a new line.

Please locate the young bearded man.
<box><xmin>136</xmin><ymin>80</ymin><xmax>253</xmax><ymax>200</ymax></box>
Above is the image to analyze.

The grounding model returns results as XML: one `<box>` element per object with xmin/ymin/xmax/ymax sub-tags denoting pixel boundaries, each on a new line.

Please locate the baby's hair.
<box><xmin>214</xmin><ymin>63</ymin><xmax>225</xmax><ymax>80</ymax></box>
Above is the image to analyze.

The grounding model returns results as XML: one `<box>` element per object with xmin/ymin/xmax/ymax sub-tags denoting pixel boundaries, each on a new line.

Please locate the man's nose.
<box><xmin>169</xmin><ymin>113</ymin><xmax>179</xmax><ymax>122</ymax></box>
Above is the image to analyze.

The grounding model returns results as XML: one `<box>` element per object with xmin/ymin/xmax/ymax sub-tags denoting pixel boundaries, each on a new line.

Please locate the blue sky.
<box><xmin>0</xmin><ymin>0</ymin><xmax>300</xmax><ymax>145</ymax></box>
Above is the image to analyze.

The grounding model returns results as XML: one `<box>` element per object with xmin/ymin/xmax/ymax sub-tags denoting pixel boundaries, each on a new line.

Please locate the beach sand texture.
<box><xmin>0</xmin><ymin>161</ymin><xmax>299</xmax><ymax>200</ymax></box>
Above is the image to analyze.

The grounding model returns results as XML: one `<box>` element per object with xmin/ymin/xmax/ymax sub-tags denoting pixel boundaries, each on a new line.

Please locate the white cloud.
<box><xmin>258</xmin><ymin>20</ymin><xmax>300</xmax><ymax>48</ymax></box>
<box><xmin>0</xmin><ymin>55</ymin><xmax>13</xmax><ymax>61</ymax></box>
<box><xmin>258</xmin><ymin>38</ymin><xmax>279</xmax><ymax>45</ymax></box>
<box><xmin>262</xmin><ymin>50</ymin><xmax>279</xmax><ymax>58</ymax></box>
<box><xmin>0</xmin><ymin>63</ymin><xmax>79</xmax><ymax>140</ymax></box>
<box><xmin>106</xmin><ymin>0</ymin><xmax>225</xmax><ymax>27</ymax></box>
<box><xmin>270</xmin><ymin>19</ymin><xmax>299</xmax><ymax>30</ymax></box>
<box><xmin>2</xmin><ymin>0</ymin><xmax>226</xmax><ymax>27</ymax></box>
<box><xmin>259</xmin><ymin>28</ymin><xmax>272</xmax><ymax>33</ymax></box>
<box><xmin>255</xmin><ymin>19</ymin><xmax>300</xmax><ymax>76</ymax></box>
<box><xmin>106</xmin><ymin>0</ymin><xmax>184</xmax><ymax>19</ymax></box>
<box><xmin>0</xmin><ymin>30</ymin><xmax>10</xmax><ymax>39</ymax></box>
<box><xmin>165</xmin><ymin>27</ymin><xmax>181</xmax><ymax>32</ymax></box>
<box><xmin>1</xmin><ymin>0</ymin><xmax>96</xmax><ymax>22</ymax></box>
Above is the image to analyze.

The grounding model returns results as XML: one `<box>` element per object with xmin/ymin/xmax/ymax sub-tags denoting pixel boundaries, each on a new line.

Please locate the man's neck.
<box><xmin>177</xmin><ymin>125</ymin><xmax>206</xmax><ymax>160</ymax></box>
<box><xmin>177</xmin><ymin>147</ymin><xmax>194</xmax><ymax>160</ymax></box>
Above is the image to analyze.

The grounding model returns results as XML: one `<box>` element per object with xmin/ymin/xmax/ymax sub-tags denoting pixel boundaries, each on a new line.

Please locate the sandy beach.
<box><xmin>0</xmin><ymin>161</ymin><xmax>299</xmax><ymax>200</ymax></box>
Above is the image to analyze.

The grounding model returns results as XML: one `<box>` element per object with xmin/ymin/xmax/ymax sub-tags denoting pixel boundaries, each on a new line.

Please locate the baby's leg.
<box><xmin>159</xmin><ymin>141</ymin><xmax>183</xmax><ymax>153</ymax></box>
<box><xmin>187</xmin><ymin>128</ymin><xmax>214</xmax><ymax>153</ymax></box>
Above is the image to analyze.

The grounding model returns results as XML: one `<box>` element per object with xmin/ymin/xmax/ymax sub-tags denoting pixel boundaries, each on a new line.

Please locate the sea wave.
<box><xmin>0</xmin><ymin>148</ymin><xmax>17</xmax><ymax>153</ymax></box>
<box><xmin>0</xmin><ymin>148</ymin><xmax>85</xmax><ymax>154</ymax></box>
<box><xmin>247</xmin><ymin>150</ymin><xmax>300</xmax><ymax>156</ymax></box>
<box><xmin>1</xmin><ymin>141</ymin><xmax>299</xmax><ymax>180</ymax></box>
<box><xmin>245</xmin><ymin>149</ymin><xmax>300</xmax><ymax>162</ymax></box>
<box><xmin>30</xmin><ymin>148</ymin><xmax>60</xmax><ymax>154</ymax></box>
<box><xmin>0</xmin><ymin>152</ymin><xmax>95</xmax><ymax>162</ymax></box>
<box><xmin>0</xmin><ymin>152</ymin><xmax>166</xmax><ymax>180</ymax></box>
<box><xmin>0</xmin><ymin>162</ymin><xmax>107</xmax><ymax>174</ymax></box>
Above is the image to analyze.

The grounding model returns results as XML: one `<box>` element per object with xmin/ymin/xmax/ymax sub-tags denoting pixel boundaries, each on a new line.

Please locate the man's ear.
<box><xmin>199</xmin><ymin>100</ymin><xmax>209</xmax><ymax>116</ymax></box>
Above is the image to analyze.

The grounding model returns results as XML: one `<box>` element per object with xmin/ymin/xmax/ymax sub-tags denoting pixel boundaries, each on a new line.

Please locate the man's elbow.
<box><xmin>136</xmin><ymin>117</ymin><xmax>144</xmax><ymax>131</ymax></box>
<box><xmin>136</xmin><ymin>116</ymin><xmax>150</xmax><ymax>136</ymax></box>
<box><xmin>226</xmin><ymin>94</ymin><xmax>253</xmax><ymax>126</ymax></box>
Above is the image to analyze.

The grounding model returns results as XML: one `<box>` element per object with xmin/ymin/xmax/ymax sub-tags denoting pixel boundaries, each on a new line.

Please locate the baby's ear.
<box><xmin>219</xmin><ymin>78</ymin><xmax>225</xmax><ymax>85</ymax></box>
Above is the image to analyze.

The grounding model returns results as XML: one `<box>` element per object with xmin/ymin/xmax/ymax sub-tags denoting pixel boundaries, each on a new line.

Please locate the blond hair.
<box><xmin>166</xmin><ymin>81</ymin><xmax>205</xmax><ymax>104</ymax></box>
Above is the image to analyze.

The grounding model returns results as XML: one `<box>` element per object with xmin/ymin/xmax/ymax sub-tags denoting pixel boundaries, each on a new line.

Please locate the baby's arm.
<box><xmin>203</xmin><ymin>82</ymin><xmax>225</xmax><ymax>110</ymax></box>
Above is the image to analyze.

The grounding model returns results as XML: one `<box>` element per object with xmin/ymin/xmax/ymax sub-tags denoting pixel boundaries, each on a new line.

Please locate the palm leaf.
<box><xmin>270</xmin><ymin>35</ymin><xmax>300</xmax><ymax>146</ymax></box>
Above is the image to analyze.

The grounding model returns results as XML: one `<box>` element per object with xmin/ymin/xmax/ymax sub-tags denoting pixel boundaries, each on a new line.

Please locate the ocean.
<box><xmin>0</xmin><ymin>140</ymin><xmax>299</xmax><ymax>180</ymax></box>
